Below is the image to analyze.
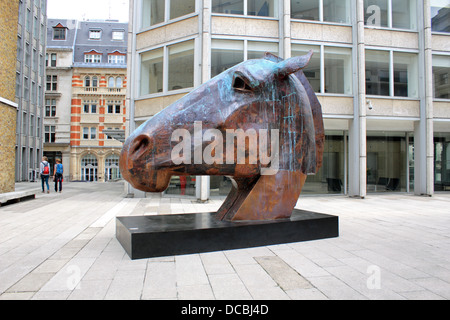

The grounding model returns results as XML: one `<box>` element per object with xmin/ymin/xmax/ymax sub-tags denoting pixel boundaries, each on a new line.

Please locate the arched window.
<box><xmin>105</xmin><ymin>154</ymin><xmax>121</xmax><ymax>181</ymax></box>
<box><xmin>108</xmin><ymin>76</ymin><xmax>115</xmax><ymax>87</ymax></box>
<box><xmin>116</xmin><ymin>77</ymin><xmax>123</xmax><ymax>88</ymax></box>
<box><xmin>92</xmin><ymin>76</ymin><xmax>98</xmax><ymax>87</ymax></box>
<box><xmin>81</xmin><ymin>154</ymin><xmax>98</xmax><ymax>181</ymax></box>
<box><xmin>84</xmin><ymin>76</ymin><xmax>90</xmax><ymax>87</ymax></box>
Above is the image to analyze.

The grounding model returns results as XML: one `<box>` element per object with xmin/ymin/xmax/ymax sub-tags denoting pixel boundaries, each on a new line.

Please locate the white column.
<box><xmin>348</xmin><ymin>0</ymin><xmax>366</xmax><ymax>198</ymax></box>
<box><xmin>416</xmin><ymin>0</ymin><xmax>434</xmax><ymax>196</ymax></box>
<box><xmin>197</xmin><ymin>0</ymin><xmax>211</xmax><ymax>202</ymax></box>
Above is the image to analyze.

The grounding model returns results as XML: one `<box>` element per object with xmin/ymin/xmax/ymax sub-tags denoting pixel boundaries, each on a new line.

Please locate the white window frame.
<box><xmin>84</xmin><ymin>54</ymin><xmax>102</xmax><ymax>63</ymax></box>
<box><xmin>108</xmin><ymin>54</ymin><xmax>126</xmax><ymax>64</ymax></box>
<box><xmin>89</xmin><ymin>29</ymin><xmax>102</xmax><ymax>40</ymax></box>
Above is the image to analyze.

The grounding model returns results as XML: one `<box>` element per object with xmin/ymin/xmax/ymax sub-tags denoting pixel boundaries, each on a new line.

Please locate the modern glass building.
<box><xmin>126</xmin><ymin>0</ymin><xmax>450</xmax><ymax>199</ymax></box>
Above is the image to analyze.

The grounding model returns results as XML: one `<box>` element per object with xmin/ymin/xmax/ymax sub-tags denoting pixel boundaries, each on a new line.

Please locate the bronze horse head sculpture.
<box><xmin>120</xmin><ymin>51</ymin><xmax>324</xmax><ymax>221</ymax></box>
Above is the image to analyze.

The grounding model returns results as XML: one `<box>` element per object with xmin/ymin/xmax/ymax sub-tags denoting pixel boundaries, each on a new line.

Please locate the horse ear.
<box><xmin>264</xmin><ymin>52</ymin><xmax>283</xmax><ymax>63</ymax></box>
<box><xmin>274</xmin><ymin>50</ymin><xmax>313</xmax><ymax>79</ymax></box>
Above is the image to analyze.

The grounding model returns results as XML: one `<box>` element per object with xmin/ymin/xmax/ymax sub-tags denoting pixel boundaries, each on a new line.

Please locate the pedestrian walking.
<box><xmin>40</xmin><ymin>156</ymin><xmax>51</xmax><ymax>193</ymax></box>
<box><xmin>53</xmin><ymin>158</ymin><xmax>64</xmax><ymax>193</ymax></box>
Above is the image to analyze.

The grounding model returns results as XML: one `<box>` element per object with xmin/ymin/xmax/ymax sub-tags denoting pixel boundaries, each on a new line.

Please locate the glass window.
<box><xmin>89</xmin><ymin>30</ymin><xmax>102</xmax><ymax>40</ymax></box>
<box><xmin>92</xmin><ymin>76</ymin><xmax>98</xmax><ymax>87</ymax></box>
<box><xmin>292</xmin><ymin>44</ymin><xmax>321</xmax><ymax>93</ymax></box>
<box><xmin>323</xmin><ymin>0</ymin><xmax>351</xmax><ymax>24</ymax></box>
<box><xmin>168</xmin><ymin>40</ymin><xmax>195</xmax><ymax>91</ymax></box>
<box><xmin>364</xmin><ymin>0</ymin><xmax>388</xmax><ymax>28</ymax></box>
<box><xmin>83</xmin><ymin>127</ymin><xmax>89</xmax><ymax>139</ymax></box>
<box><xmin>248</xmin><ymin>0</ymin><xmax>278</xmax><ymax>17</ymax></box>
<box><xmin>434</xmin><ymin>133</ymin><xmax>450</xmax><ymax>191</ymax></box>
<box><xmin>45</xmin><ymin>99</ymin><xmax>56</xmax><ymax>117</ymax></box>
<box><xmin>367</xmin><ymin>132</ymin><xmax>407</xmax><ymax>193</ymax></box>
<box><xmin>324</xmin><ymin>47</ymin><xmax>352</xmax><ymax>94</ymax></box>
<box><xmin>301</xmin><ymin>131</ymin><xmax>346</xmax><ymax>195</ymax></box>
<box><xmin>291</xmin><ymin>0</ymin><xmax>319</xmax><ymax>20</ymax></box>
<box><xmin>170</xmin><ymin>0</ymin><xmax>195</xmax><ymax>19</ymax></box>
<box><xmin>392</xmin><ymin>0</ymin><xmax>416</xmax><ymax>30</ymax></box>
<box><xmin>212</xmin><ymin>0</ymin><xmax>244</xmax><ymax>15</ymax></box>
<box><xmin>431</xmin><ymin>0</ymin><xmax>450</xmax><ymax>33</ymax></box>
<box><xmin>51</xmin><ymin>53</ymin><xmax>57</xmax><ymax>67</ymax></box>
<box><xmin>142</xmin><ymin>0</ymin><xmax>165</xmax><ymax>28</ymax></box>
<box><xmin>211</xmin><ymin>40</ymin><xmax>244</xmax><ymax>78</ymax></box>
<box><xmin>84</xmin><ymin>76</ymin><xmax>90</xmax><ymax>87</ymax></box>
<box><xmin>140</xmin><ymin>47</ymin><xmax>164</xmax><ymax>95</ymax></box>
<box><xmin>112</xmin><ymin>31</ymin><xmax>124</xmax><ymax>40</ymax></box>
<box><xmin>364</xmin><ymin>0</ymin><xmax>416</xmax><ymax>30</ymax></box>
<box><xmin>365</xmin><ymin>50</ymin><xmax>390</xmax><ymax>96</ymax></box>
<box><xmin>53</xmin><ymin>27</ymin><xmax>66</xmax><ymax>40</ymax></box>
<box><xmin>90</xmin><ymin>127</ymin><xmax>96</xmax><ymax>139</ymax></box>
<box><xmin>393</xmin><ymin>52</ymin><xmax>418</xmax><ymax>98</ymax></box>
<box><xmin>116</xmin><ymin>77</ymin><xmax>123</xmax><ymax>88</ymax></box>
<box><xmin>247</xmin><ymin>41</ymin><xmax>279</xmax><ymax>60</ymax></box>
<box><xmin>108</xmin><ymin>76</ymin><xmax>115</xmax><ymax>88</ymax></box>
<box><xmin>433</xmin><ymin>55</ymin><xmax>450</xmax><ymax>99</ymax></box>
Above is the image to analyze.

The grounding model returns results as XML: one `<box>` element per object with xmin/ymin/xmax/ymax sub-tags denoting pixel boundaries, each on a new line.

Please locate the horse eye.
<box><xmin>233</xmin><ymin>76</ymin><xmax>253</xmax><ymax>92</ymax></box>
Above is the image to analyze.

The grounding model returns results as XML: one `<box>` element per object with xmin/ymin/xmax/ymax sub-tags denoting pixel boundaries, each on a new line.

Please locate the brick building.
<box><xmin>44</xmin><ymin>19</ymin><xmax>128</xmax><ymax>182</ymax></box>
<box><xmin>0</xmin><ymin>0</ymin><xmax>20</xmax><ymax>192</ymax></box>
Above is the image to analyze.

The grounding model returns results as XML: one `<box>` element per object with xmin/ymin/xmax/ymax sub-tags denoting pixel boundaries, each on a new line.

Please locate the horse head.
<box><xmin>120</xmin><ymin>51</ymin><xmax>324</xmax><ymax>221</ymax></box>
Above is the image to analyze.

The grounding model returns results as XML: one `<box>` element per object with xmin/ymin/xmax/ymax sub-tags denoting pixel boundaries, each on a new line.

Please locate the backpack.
<box><xmin>56</xmin><ymin>163</ymin><xmax>63</xmax><ymax>174</ymax></box>
<box><xmin>42</xmin><ymin>162</ymin><xmax>49</xmax><ymax>175</ymax></box>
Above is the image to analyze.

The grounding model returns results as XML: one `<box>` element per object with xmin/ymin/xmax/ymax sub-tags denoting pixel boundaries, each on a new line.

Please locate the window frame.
<box><xmin>363</xmin><ymin>0</ymin><xmax>418</xmax><ymax>31</ymax></box>
<box><xmin>44</xmin><ymin>125</ymin><xmax>56</xmax><ymax>143</ymax></box>
<box><xmin>53</xmin><ymin>27</ymin><xmax>66</xmax><ymax>40</ymax></box>
<box><xmin>365</xmin><ymin>47</ymin><xmax>420</xmax><ymax>99</ymax></box>
<box><xmin>140</xmin><ymin>0</ymin><xmax>197</xmax><ymax>31</ymax></box>
<box><xmin>138</xmin><ymin>38</ymin><xmax>197</xmax><ymax>98</ymax></box>
<box><xmin>45</xmin><ymin>99</ymin><xmax>57</xmax><ymax>117</ymax></box>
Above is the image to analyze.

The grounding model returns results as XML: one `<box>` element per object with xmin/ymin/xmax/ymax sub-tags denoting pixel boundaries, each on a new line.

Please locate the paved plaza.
<box><xmin>0</xmin><ymin>181</ymin><xmax>449</xmax><ymax>300</ymax></box>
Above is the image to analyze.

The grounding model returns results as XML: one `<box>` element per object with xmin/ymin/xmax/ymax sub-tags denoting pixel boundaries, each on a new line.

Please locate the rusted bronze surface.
<box><xmin>120</xmin><ymin>51</ymin><xmax>324</xmax><ymax>221</ymax></box>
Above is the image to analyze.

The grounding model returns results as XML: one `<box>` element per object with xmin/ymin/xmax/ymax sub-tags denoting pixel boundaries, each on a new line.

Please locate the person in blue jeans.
<box><xmin>40</xmin><ymin>156</ymin><xmax>50</xmax><ymax>193</ymax></box>
<box><xmin>53</xmin><ymin>158</ymin><xmax>64</xmax><ymax>193</ymax></box>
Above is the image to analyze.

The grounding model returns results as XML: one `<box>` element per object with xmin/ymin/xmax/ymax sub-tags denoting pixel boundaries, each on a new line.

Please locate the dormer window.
<box><xmin>112</xmin><ymin>30</ymin><xmax>124</xmax><ymax>41</ymax></box>
<box><xmin>89</xmin><ymin>29</ymin><xmax>102</xmax><ymax>40</ymax></box>
<box><xmin>84</xmin><ymin>50</ymin><xmax>102</xmax><ymax>63</ymax></box>
<box><xmin>53</xmin><ymin>23</ymin><xmax>67</xmax><ymax>40</ymax></box>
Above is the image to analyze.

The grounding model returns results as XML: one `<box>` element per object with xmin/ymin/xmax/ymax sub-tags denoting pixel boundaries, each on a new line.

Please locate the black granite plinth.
<box><xmin>116</xmin><ymin>209</ymin><xmax>338</xmax><ymax>260</ymax></box>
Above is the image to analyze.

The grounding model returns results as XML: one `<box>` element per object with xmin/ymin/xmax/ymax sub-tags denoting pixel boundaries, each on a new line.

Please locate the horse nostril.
<box><xmin>130</xmin><ymin>135</ymin><xmax>151</xmax><ymax>159</ymax></box>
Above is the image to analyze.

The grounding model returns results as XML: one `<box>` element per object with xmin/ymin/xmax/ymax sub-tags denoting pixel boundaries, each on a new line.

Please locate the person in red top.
<box><xmin>40</xmin><ymin>156</ymin><xmax>51</xmax><ymax>193</ymax></box>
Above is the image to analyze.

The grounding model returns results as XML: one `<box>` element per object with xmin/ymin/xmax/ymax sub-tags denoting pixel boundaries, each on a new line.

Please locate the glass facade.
<box><xmin>212</xmin><ymin>0</ymin><xmax>278</xmax><ymax>17</ymax></box>
<box><xmin>434</xmin><ymin>133</ymin><xmax>450</xmax><ymax>191</ymax></box>
<box><xmin>302</xmin><ymin>131</ymin><xmax>347</xmax><ymax>194</ymax></box>
<box><xmin>433</xmin><ymin>55</ymin><xmax>450</xmax><ymax>99</ymax></box>
<box><xmin>366</xmin><ymin>132</ymin><xmax>408</xmax><ymax>193</ymax></box>
<box><xmin>132</xmin><ymin>0</ymin><xmax>450</xmax><ymax>198</ymax></box>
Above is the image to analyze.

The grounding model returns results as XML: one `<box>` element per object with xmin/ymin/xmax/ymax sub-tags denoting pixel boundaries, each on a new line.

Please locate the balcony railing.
<box><xmin>73</xmin><ymin>87</ymin><xmax>126</xmax><ymax>95</ymax></box>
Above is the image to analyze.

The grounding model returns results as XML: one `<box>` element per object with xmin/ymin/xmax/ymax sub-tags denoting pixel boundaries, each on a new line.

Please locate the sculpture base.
<box><xmin>116</xmin><ymin>209</ymin><xmax>338</xmax><ymax>260</ymax></box>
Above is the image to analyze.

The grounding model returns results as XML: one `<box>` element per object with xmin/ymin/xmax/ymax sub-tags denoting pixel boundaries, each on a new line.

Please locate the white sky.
<box><xmin>47</xmin><ymin>0</ymin><xmax>129</xmax><ymax>22</ymax></box>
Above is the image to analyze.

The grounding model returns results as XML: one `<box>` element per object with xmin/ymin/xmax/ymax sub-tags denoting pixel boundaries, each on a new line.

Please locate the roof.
<box><xmin>46</xmin><ymin>19</ymin><xmax>128</xmax><ymax>65</ymax></box>
<box><xmin>73</xmin><ymin>20</ymin><xmax>128</xmax><ymax>64</ymax></box>
<box><xmin>46</xmin><ymin>19</ymin><xmax>78</xmax><ymax>49</ymax></box>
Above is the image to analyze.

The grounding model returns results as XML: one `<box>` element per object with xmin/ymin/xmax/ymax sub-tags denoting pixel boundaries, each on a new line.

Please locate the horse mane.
<box><xmin>263</xmin><ymin>52</ymin><xmax>324</xmax><ymax>174</ymax></box>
